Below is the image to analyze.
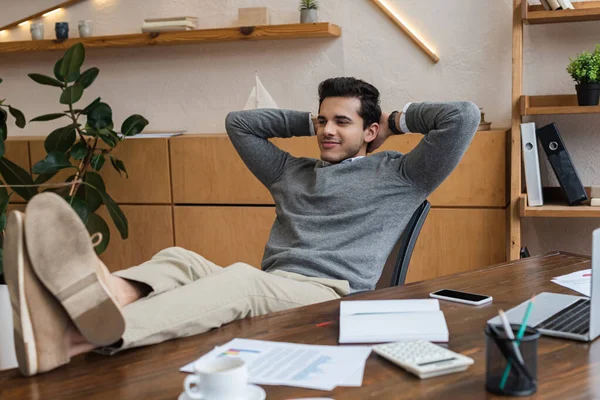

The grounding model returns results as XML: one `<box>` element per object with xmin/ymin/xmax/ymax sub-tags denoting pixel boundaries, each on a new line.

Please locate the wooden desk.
<box><xmin>0</xmin><ymin>253</ymin><xmax>598</xmax><ymax>399</ymax></box>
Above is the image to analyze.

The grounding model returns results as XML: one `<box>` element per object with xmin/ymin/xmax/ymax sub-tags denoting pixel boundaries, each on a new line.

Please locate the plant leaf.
<box><xmin>30</xmin><ymin>113</ymin><xmax>67</xmax><ymax>122</ymax></box>
<box><xmin>8</xmin><ymin>106</ymin><xmax>26</xmax><ymax>128</ymax></box>
<box><xmin>34</xmin><ymin>171</ymin><xmax>58</xmax><ymax>185</ymax></box>
<box><xmin>71</xmin><ymin>140</ymin><xmax>88</xmax><ymax>160</ymax></box>
<box><xmin>84</xmin><ymin>181</ymin><xmax>128</xmax><ymax>239</ymax></box>
<box><xmin>60</xmin><ymin>84</ymin><xmax>84</xmax><ymax>105</ymax></box>
<box><xmin>109</xmin><ymin>156</ymin><xmax>128</xmax><ymax>178</ymax></box>
<box><xmin>82</xmin><ymin>97</ymin><xmax>101</xmax><ymax>115</ymax></box>
<box><xmin>60</xmin><ymin>43</ymin><xmax>85</xmax><ymax>83</ymax></box>
<box><xmin>87</xmin><ymin>102</ymin><xmax>113</xmax><ymax>130</ymax></box>
<box><xmin>90</xmin><ymin>153</ymin><xmax>105</xmax><ymax>171</ymax></box>
<box><xmin>0</xmin><ymin>140</ymin><xmax>4</xmax><ymax>159</ymax></box>
<box><xmin>0</xmin><ymin>109</ymin><xmax>6</xmax><ymax>140</ymax></box>
<box><xmin>54</xmin><ymin>57</ymin><xmax>64</xmax><ymax>81</ymax></box>
<box><xmin>85</xmin><ymin>212</ymin><xmax>110</xmax><ymax>255</ymax></box>
<box><xmin>0</xmin><ymin>157</ymin><xmax>37</xmax><ymax>200</ymax></box>
<box><xmin>44</xmin><ymin>123</ymin><xmax>78</xmax><ymax>153</ymax></box>
<box><xmin>84</xmin><ymin>171</ymin><xmax>105</xmax><ymax>212</ymax></box>
<box><xmin>97</xmin><ymin>129</ymin><xmax>118</xmax><ymax>147</ymax></box>
<box><xmin>76</xmin><ymin>67</ymin><xmax>99</xmax><ymax>89</ymax></box>
<box><xmin>28</xmin><ymin>73</ymin><xmax>64</xmax><ymax>88</ymax></box>
<box><xmin>69</xmin><ymin>195</ymin><xmax>89</xmax><ymax>224</ymax></box>
<box><xmin>120</xmin><ymin>114</ymin><xmax>149</xmax><ymax>137</ymax></box>
<box><xmin>32</xmin><ymin>151</ymin><xmax>73</xmax><ymax>175</ymax></box>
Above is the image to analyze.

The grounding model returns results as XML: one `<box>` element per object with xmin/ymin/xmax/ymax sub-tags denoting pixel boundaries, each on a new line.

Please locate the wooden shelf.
<box><xmin>521</xmin><ymin>95</ymin><xmax>600</xmax><ymax>115</ymax></box>
<box><xmin>520</xmin><ymin>195</ymin><xmax>600</xmax><ymax>218</ymax></box>
<box><xmin>523</xmin><ymin>1</ymin><xmax>600</xmax><ymax>24</ymax></box>
<box><xmin>0</xmin><ymin>22</ymin><xmax>341</xmax><ymax>54</ymax></box>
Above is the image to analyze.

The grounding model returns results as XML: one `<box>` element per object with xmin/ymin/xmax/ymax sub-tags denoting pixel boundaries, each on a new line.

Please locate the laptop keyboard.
<box><xmin>535</xmin><ymin>299</ymin><xmax>590</xmax><ymax>335</ymax></box>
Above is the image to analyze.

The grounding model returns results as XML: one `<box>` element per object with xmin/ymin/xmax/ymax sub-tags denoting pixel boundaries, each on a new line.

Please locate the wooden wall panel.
<box><xmin>173</xmin><ymin>206</ymin><xmax>275</xmax><ymax>268</ymax></box>
<box><xmin>98</xmin><ymin>205</ymin><xmax>174</xmax><ymax>272</ymax></box>
<box><xmin>400</xmin><ymin>208</ymin><xmax>506</xmax><ymax>285</ymax></box>
<box><xmin>170</xmin><ymin>130</ymin><xmax>507</xmax><ymax>207</ymax></box>
<box><xmin>28</xmin><ymin>137</ymin><xmax>172</xmax><ymax>204</ymax></box>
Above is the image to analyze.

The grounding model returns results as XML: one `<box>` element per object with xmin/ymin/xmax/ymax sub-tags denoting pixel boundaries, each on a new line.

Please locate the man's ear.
<box><xmin>364</xmin><ymin>122</ymin><xmax>380</xmax><ymax>144</ymax></box>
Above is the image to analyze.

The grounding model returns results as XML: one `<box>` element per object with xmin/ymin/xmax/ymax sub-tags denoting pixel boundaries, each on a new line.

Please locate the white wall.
<box><xmin>0</xmin><ymin>0</ymin><xmax>599</xmax><ymax>256</ymax></box>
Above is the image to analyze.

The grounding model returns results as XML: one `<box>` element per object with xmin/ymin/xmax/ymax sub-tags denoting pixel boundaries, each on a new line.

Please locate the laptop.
<box><xmin>488</xmin><ymin>228</ymin><xmax>600</xmax><ymax>342</ymax></box>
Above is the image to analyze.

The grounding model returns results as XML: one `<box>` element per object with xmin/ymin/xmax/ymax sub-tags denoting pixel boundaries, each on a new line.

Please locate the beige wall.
<box><xmin>0</xmin><ymin>0</ymin><xmax>598</xmax><ymax>256</ymax></box>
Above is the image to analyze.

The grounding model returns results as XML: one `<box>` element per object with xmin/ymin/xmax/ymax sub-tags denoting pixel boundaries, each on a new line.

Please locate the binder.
<box><xmin>536</xmin><ymin>123</ymin><xmax>588</xmax><ymax>206</ymax></box>
<box><xmin>520</xmin><ymin>122</ymin><xmax>543</xmax><ymax>207</ymax></box>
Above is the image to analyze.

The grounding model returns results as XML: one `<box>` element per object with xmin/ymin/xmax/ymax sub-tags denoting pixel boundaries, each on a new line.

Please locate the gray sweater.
<box><xmin>225</xmin><ymin>102</ymin><xmax>480</xmax><ymax>292</ymax></box>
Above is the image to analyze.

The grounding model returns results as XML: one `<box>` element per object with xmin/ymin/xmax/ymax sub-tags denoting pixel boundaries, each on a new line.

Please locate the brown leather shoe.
<box><xmin>24</xmin><ymin>192</ymin><xmax>125</xmax><ymax>346</ymax></box>
<box><xmin>4</xmin><ymin>211</ymin><xmax>70</xmax><ymax>376</ymax></box>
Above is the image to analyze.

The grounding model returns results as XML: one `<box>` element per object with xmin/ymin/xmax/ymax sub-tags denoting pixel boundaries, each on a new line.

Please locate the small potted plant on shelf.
<box><xmin>299</xmin><ymin>0</ymin><xmax>319</xmax><ymax>23</ymax></box>
<box><xmin>567</xmin><ymin>44</ymin><xmax>600</xmax><ymax>106</ymax></box>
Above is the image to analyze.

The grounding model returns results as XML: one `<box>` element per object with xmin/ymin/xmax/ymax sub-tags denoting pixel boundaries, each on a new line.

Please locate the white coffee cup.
<box><xmin>184</xmin><ymin>357</ymin><xmax>248</xmax><ymax>400</ymax></box>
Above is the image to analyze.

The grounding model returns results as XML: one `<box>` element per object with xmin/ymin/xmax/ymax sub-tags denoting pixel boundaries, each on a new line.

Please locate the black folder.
<box><xmin>536</xmin><ymin>123</ymin><xmax>588</xmax><ymax>206</ymax></box>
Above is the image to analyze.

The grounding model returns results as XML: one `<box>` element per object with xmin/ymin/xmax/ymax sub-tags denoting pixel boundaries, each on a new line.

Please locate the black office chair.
<box><xmin>384</xmin><ymin>200</ymin><xmax>431</xmax><ymax>287</ymax></box>
<box><xmin>347</xmin><ymin>200</ymin><xmax>431</xmax><ymax>296</ymax></box>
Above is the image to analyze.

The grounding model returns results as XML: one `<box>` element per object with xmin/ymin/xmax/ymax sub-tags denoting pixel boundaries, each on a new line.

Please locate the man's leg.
<box><xmin>100</xmin><ymin>262</ymin><xmax>345</xmax><ymax>353</ymax></box>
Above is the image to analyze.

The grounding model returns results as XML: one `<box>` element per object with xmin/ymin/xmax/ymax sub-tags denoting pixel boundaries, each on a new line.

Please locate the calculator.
<box><xmin>372</xmin><ymin>340</ymin><xmax>474</xmax><ymax>379</ymax></box>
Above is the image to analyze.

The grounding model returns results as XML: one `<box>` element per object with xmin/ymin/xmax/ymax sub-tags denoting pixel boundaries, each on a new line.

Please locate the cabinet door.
<box><xmin>173</xmin><ymin>206</ymin><xmax>275</xmax><ymax>268</ymax></box>
<box><xmin>390</xmin><ymin>208</ymin><xmax>506</xmax><ymax>285</ymax></box>
<box><xmin>29</xmin><ymin>138</ymin><xmax>172</xmax><ymax>204</ymax></box>
<box><xmin>98</xmin><ymin>205</ymin><xmax>174</xmax><ymax>272</ymax></box>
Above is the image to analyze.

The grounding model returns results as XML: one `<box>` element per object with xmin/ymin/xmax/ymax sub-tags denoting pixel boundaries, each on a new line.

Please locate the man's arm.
<box><xmin>225</xmin><ymin>109</ymin><xmax>315</xmax><ymax>187</ymax></box>
<box><xmin>377</xmin><ymin>101</ymin><xmax>480</xmax><ymax>194</ymax></box>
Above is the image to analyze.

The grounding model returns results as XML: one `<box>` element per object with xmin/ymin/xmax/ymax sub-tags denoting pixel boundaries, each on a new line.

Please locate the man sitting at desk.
<box><xmin>4</xmin><ymin>77</ymin><xmax>480</xmax><ymax>376</ymax></box>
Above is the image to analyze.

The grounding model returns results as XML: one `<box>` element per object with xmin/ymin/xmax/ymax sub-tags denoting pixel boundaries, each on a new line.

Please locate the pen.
<box><xmin>498</xmin><ymin>310</ymin><xmax>525</xmax><ymax>365</ymax></box>
<box><xmin>500</xmin><ymin>296</ymin><xmax>534</xmax><ymax>390</ymax></box>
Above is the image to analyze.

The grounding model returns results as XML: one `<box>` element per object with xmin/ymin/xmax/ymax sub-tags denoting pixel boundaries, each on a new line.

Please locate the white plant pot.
<box><xmin>300</xmin><ymin>9</ymin><xmax>318</xmax><ymax>23</ymax></box>
<box><xmin>0</xmin><ymin>284</ymin><xmax>18</xmax><ymax>371</ymax></box>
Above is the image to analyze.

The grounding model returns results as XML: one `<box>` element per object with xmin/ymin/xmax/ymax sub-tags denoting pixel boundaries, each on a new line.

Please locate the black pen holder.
<box><xmin>485</xmin><ymin>324</ymin><xmax>540</xmax><ymax>397</ymax></box>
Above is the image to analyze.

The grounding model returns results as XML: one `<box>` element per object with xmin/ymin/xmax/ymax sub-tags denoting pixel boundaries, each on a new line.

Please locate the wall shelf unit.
<box><xmin>522</xmin><ymin>95</ymin><xmax>600</xmax><ymax>116</ymax></box>
<box><xmin>510</xmin><ymin>0</ymin><xmax>600</xmax><ymax>260</ymax></box>
<box><xmin>0</xmin><ymin>22</ymin><xmax>341</xmax><ymax>54</ymax></box>
<box><xmin>524</xmin><ymin>1</ymin><xmax>600</xmax><ymax>24</ymax></box>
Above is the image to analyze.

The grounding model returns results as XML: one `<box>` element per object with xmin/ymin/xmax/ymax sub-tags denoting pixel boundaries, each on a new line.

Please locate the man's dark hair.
<box><xmin>318</xmin><ymin>77</ymin><xmax>382</xmax><ymax>129</ymax></box>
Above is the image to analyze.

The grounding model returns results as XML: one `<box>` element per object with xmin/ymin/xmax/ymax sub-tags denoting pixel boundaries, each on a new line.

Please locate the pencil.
<box><xmin>500</xmin><ymin>296</ymin><xmax>535</xmax><ymax>390</ymax></box>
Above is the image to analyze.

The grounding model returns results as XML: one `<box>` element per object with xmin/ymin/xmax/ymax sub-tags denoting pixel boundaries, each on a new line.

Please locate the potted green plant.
<box><xmin>0</xmin><ymin>78</ymin><xmax>25</xmax><ymax>371</ymax></box>
<box><xmin>299</xmin><ymin>0</ymin><xmax>319</xmax><ymax>23</ymax></box>
<box><xmin>567</xmin><ymin>44</ymin><xmax>600</xmax><ymax>106</ymax></box>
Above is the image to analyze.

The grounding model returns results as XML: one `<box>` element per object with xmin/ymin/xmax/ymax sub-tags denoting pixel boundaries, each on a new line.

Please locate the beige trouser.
<box><xmin>99</xmin><ymin>247</ymin><xmax>350</xmax><ymax>354</ymax></box>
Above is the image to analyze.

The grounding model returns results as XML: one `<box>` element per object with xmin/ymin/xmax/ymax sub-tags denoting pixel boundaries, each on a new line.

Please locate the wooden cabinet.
<box><xmin>28</xmin><ymin>137</ymin><xmax>172</xmax><ymax>204</ymax></box>
<box><xmin>170</xmin><ymin>130</ymin><xmax>508</xmax><ymax>207</ymax></box>
<box><xmin>98</xmin><ymin>205</ymin><xmax>174</xmax><ymax>272</ymax></box>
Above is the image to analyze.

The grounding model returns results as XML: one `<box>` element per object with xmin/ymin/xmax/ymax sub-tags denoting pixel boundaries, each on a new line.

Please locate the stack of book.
<box><xmin>142</xmin><ymin>16</ymin><xmax>197</xmax><ymax>33</ymax></box>
<box><xmin>592</xmin><ymin>187</ymin><xmax>600</xmax><ymax>207</ymax></box>
<box><xmin>538</xmin><ymin>0</ymin><xmax>575</xmax><ymax>11</ymax></box>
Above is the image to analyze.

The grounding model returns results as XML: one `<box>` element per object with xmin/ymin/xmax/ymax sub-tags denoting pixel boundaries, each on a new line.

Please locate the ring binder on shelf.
<box><xmin>536</xmin><ymin>123</ymin><xmax>588</xmax><ymax>206</ymax></box>
<box><xmin>521</xmin><ymin>122</ymin><xmax>543</xmax><ymax>207</ymax></box>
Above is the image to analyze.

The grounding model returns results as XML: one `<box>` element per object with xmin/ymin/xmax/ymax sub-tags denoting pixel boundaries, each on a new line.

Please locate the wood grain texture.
<box><xmin>98</xmin><ymin>205</ymin><xmax>174</xmax><ymax>272</ymax></box>
<box><xmin>0</xmin><ymin>0</ymin><xmax>86</xmax><ymax>32</ymax></box>
<box><xmin>28</xmin><ymin>137</ymin><xmax>172</xmax><ymax>204</ymax></box>
<box><xmin>170</xmin><ymin>131</ymin><xmax>508</xmax><ymax>207</ymax></box>
<box><xmin>3</xmin><ymin>138</ymin><xmax>31</xmax><ymax>203</ymax></box>
<box><xmin>510</xmin><ymin>0</ymin><xmax>524</xmax><ymax>260</ymax></box>
<box><xmin>525</xmin><ymin>0</ymin><xmax>600</xmax><ymax>24</ymax></box>
<box><xmin>522</xmin><ymin>94</ymin><xmax>600</xmax><ymax>115</ymax></box>
<box><xmin>173</xmin><ymin>206</ymin><xmax>275</xmax><ymax>268</ymax></box>
<box><xmin>519</xmin><ymin>194</ymin><xmax>600</xmax><ymax>218</ymax></box>
<box><xmin>0</xmin><ymin>23</ymin><xmax>341</xmax><ymax>54</ymax></box>
<box><xmin>0</xmin><ymin>254</ymin><xmax>596</xmax><ymax>399</ymax></box>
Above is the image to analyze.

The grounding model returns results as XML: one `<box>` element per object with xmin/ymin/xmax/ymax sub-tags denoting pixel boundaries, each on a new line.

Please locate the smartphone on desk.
<box><xmin>429</xmin><ymin>289</ymin><xmax>493</xmax><ymax>306</ymax></box>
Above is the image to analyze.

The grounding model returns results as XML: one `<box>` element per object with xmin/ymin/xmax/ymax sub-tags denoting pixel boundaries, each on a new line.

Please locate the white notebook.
<box><xmin>339</xmin><ymin>299</ymin><xmax>449</xmax><ymax>344</ymax></box>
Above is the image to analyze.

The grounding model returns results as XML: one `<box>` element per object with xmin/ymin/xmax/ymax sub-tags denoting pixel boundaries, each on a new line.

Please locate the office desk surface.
<box><xmin>1</xmin><ymin>252</ymin><xmax>599</xmax><ymax>399</ymax></box>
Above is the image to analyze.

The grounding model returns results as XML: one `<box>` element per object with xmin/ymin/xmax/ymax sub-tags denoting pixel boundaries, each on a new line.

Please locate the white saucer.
<box><xmin>178</xmin><ymin>384</ymin><xmax>266</xmax><ymax>400</ymax></box>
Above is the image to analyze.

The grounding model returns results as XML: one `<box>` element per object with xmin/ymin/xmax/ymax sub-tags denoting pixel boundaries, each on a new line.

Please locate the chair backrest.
<box><xmin>385</xmin><ymin>200</ymin><xmax>431</xmax><ymax>287</ymax></box>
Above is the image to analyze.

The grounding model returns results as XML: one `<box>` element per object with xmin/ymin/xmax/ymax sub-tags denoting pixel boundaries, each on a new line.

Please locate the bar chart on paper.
<box><xmin>180</xmin><ymin>338</ymin><xmax>372</xmax><ymax>390</ymax></box>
